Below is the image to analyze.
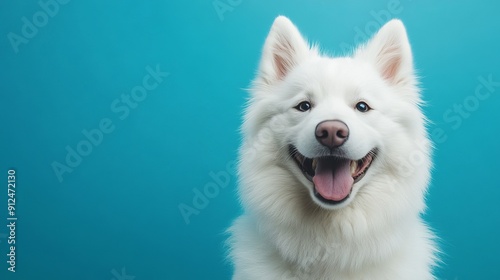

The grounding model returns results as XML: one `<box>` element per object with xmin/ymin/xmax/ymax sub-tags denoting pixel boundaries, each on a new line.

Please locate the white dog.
<box><xmin>228</xmin><ymin>16</ymin><xmax>438</xmax><ymax>280</ymax></box>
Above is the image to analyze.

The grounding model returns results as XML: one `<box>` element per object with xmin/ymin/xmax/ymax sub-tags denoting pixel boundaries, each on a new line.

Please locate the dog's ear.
<box><xmin>257</xmin><ymin>16</ymin><xmax>311</xmax><ymax>86</ymax></box>
<box><xmin>355</xmin><ymin>19</ymin><xmax>414</xmax><ymax>87</ymax></box>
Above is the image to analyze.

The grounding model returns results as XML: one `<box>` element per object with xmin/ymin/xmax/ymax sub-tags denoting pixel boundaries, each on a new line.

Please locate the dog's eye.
<box><xmin>355</xmin><ymin>101</ymin><xmax>371</xmax><ymax>112</ymax></box>
<box><xmin>295</xmin><ymin>101</ymin><xmax>311</xmax><ymax>112</ymax></box>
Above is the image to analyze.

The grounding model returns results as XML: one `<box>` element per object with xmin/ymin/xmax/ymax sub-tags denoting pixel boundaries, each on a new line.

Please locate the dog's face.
<box><xmin>281</xmin><ymin>58</ymin><xmax>386</xmax><ymax>209</ymax></box>
<box><xmin>244</xmin><ymin>17</ymin><xmax>427</xmax><ymax>211</ymax></box>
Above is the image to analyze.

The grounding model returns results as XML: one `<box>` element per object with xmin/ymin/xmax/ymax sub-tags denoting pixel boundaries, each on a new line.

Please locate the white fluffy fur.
<box><xmin>228</xmin><ymin>16</ymin><xmax>438</xmax><ymax>280</ymax></box>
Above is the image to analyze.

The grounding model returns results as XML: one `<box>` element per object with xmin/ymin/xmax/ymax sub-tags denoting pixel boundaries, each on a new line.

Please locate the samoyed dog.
<box><xmin>228</xmin><ymin>16</ymin><xmax>438</xmax><ymax>280</ymax></box>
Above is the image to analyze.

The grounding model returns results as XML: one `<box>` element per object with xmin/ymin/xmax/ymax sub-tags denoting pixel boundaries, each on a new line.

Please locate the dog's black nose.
<box><xmin>315</xmin><ymin>120</ymin><xmax>349</xmax><ymax>148</ymax></box>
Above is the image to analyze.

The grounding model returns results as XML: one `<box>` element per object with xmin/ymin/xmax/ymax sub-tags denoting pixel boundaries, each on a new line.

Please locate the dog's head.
<box><xmin>241</xmin><ymin>17</ymin><xmax>430</xmax><ymax>213</ymax></box>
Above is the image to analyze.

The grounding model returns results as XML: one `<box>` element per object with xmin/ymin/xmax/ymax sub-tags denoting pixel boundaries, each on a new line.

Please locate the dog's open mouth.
<box><xmin>289</xmin><ymin>146</ymin><xmax>376</xmax><ymax>205</ymax></box>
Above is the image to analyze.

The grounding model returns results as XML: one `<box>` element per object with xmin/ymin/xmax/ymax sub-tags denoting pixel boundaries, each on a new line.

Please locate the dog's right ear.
<box><xmin>257</xmin><ymin>16</ymin><xmax>311</xmax><ymax>86</ymax></box>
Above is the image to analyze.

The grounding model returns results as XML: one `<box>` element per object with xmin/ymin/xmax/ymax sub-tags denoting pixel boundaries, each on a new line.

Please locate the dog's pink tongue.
<box><xmin>313</xmin><ymin>158</ymin><xmax>353</xmax><ymax>201</ymax></box>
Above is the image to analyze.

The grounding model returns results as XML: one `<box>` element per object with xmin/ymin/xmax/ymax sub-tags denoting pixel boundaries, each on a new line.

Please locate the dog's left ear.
<box><xmin>257</xmin><ymin>16</ymin><xmax>311</xmax><ymax>86</ymax></box>
<box><xmin>355</xmin><ymin>20</ymin><xmax>414</xmax><ymax>87</ymax></box>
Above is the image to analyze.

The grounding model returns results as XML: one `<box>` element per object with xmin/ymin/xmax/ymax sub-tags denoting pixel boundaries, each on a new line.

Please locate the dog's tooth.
<box><xmin>312</xmin><ymin>159</ymin><xmax>317</xmax><ymax>170</ymax></box>
<box><xmin>350</xmin><ymin>161</ymin><xmax>357</xmax><ymax>175</ymax></box>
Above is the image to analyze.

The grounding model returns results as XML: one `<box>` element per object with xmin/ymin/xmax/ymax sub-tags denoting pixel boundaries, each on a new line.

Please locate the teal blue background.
<box><xmin>1</xmin><ymin>0</ymin><xmax>499</xmax><ymax>279</ymax></box>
